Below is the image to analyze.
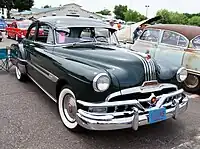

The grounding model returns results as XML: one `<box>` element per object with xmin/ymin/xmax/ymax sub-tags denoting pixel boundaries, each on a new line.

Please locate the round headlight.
<box><xmin>176</xmin><ymin>67</ymin><xmax>188</xmax><ymax>82</ymax></box>
<box><xmin>93</xmin><ymin>73</ymin><xmax>110</xmax><ymax>92</ymax></box>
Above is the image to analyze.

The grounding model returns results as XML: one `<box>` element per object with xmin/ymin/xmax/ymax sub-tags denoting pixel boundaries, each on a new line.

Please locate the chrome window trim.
<box><xmin>159</xmin><ymin>29</ymin><xmax>189</xmax><ymax>49</ymax></box>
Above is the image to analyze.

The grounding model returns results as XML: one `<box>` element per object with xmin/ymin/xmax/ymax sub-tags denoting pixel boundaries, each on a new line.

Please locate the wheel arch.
<box><xmin>56</xmin><ymin>78</ymin><xmax>71</xmax><ymax>100</ymax></box>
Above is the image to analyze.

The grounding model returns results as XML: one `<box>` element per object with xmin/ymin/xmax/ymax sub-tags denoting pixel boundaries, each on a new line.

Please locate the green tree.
<box><xmin>156</xmin><ymin>9</ymin><xmax>171</xmax><ymax>24</ymax></box>
<box><xmin>169</xmin><ymin>12</ymin><xmax>188</xmax><ymax>24</ymax></box>
<box><xmin>14</xmin><ymin>0</ymin><xmax>34</xmax><ymax>12</ymax></box>
<box><xmin>96</xmin><ymin>9</ymin><xmax>111</xmax><ymax>15</ymax></box>
<box><xmin>188</xmin><ymin>16</ymin><xmax>200</xmax><ymax>26</ymax></box>
<box><xmin>1</xmin><ymin>0</ymin><xmax>15</xmax><ymax>18</ymax></box>
<box><xmin>43</xmin><ymin>5</ymin><xmax>51</xmax><ymax>8</ymax></box>
<box><xmin>113</xmin><ymin>5</ymin><xmax>127</xmax><ymax>20</ymax></box>
<box><xmin>124</xmin><ymin>9</ymin><xmax>146</xmax><ymax>22</ymax></box>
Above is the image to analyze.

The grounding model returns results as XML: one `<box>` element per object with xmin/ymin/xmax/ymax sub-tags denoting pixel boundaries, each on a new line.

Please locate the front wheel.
<box><xmin>58</xmin><ymin>86</ymin><xmax>82</xmax><ymax>132</ymax></box>
<box><xmin>15</xmin><ymin>64</ymin><xmax>27</xmax><ymax>81</ymax></box>
<box><xmin>183</xmin><ymin>74</ymin><xmax>200</xmax><ymax>93</ymax></box>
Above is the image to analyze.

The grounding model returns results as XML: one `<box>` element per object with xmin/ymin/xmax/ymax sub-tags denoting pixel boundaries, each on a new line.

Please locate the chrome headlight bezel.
<box><xmin>93</xmin><ymin>73</ymin><xmax>111</xmax><ymax>92</ymax></box>
<box><xmin>176</xmin><ymin>67</ymin><xmax>188</xmax><ymax>82</ymax></box>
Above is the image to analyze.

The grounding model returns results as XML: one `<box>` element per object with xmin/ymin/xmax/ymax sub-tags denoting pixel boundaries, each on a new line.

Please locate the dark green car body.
<box><xmin>9</xmin><ymin>16</ymin><xmax>189</xmax><ymax>131</ymax></box>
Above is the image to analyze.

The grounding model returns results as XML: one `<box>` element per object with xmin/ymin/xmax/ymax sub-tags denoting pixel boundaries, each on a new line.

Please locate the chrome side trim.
<box><xmin>27</xmin><ymin>61</ymin><xmax>59</xmax><ymax>83</ymax></box>
<box><xmin>27</xmin><ymin>74</ymin><xmax>57</xmax><ymax>103</ymax></box>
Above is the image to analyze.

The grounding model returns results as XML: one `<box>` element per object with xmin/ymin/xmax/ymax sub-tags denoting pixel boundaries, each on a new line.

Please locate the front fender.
<box><xmin>155</xmin><ymin>59</ymin><xmax>179</xmax><ymax>84</ymax></box>
<box><xmin>53</xmin><ymin>56</ymin><xmax>121</xmax><ymax>103</ymax></box>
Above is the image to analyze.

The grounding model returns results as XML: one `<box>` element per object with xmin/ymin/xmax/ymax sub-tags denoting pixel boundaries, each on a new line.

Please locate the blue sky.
<box><xmin>34</xmin><ymin>0</ymin><xmax>200</xmax><ymax>18</ymax></box>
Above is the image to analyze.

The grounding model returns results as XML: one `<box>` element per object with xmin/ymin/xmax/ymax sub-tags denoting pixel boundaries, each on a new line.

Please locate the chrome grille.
<box><xmin>105</xmin><ymin>92</ymin><xmax>185</xmax><ymax>117</ymax></box>
<box><xmin>109</xmin><ymin>87</ymin><xmax>177</xmax><ymax>102</ymax></box>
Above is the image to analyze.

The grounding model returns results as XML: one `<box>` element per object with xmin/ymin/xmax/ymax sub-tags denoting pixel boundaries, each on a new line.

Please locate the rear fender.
<box><xmin>9</xmin><ymin>43</ymin><xmax>27</xmax><ymax>73</ymax></box>
<box><xmin>183</xmin><ymin>49</ymin><xmax>200</xmax><ymax>76</ymax></box>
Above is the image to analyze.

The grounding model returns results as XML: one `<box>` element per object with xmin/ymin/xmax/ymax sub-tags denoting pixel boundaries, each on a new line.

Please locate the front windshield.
<box><xmin>55</xmin><ymin>27</ymin><xmax>119</xmax><ymax>45</ymax></box>
<box><xmin>17</xmin><ymin>23</ymin><xmax>31</xmax><ymax>29</ymax></box>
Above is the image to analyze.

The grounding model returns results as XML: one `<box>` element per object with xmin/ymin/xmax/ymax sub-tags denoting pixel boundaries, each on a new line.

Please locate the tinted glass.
<box><xmin>55</xmin><ymin>27</ymin><xmax>118</xmax><ymax>45</ymax></box>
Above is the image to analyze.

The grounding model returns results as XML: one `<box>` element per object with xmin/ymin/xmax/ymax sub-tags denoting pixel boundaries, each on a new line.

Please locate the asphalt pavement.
<box><xmin>0</xmin><ymin>37</ymin><xmax>200</xmax><ymax>149</ymax></box>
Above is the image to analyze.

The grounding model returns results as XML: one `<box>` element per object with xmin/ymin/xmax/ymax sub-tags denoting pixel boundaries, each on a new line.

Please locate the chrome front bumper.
<box><xmin>76</xmin><ymin>89</ymin><xmax>189</xmax><ymax>131</ymax></box>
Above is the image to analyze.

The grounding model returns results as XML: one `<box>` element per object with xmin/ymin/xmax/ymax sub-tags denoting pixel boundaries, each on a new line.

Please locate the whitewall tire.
<box><xmin>58</xmin><ymin>86</ymin><xmax>82</xmax><ymax>131</ymax></box>
<box><xmin>15</xmin><ymin>65</ymin><xmax>26</xmax><ymax>81</ymax></box>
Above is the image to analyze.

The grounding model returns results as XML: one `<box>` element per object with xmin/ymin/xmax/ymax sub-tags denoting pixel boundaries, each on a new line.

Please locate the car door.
<box><xmin>26</xmin><ymin>22</ymin><xmax>57</xmax><ymax>97</ymax></box>
<box><xmin>22</xmin><ymin>22</ymin><xmax>38</xmax><ymax>79</ymax></box>
<box><xmin>131</xmin><ymin>28</ymin><xmax>161</xmax><ymax>57</ymax></box>
<box><xmin>182</xmin><ymin>35</ymin><xmax>200</xmax><ymax>73</ymax></box>
<box><xmin>154</xmin><ymin>30</ymin><xmax>189</xmax><ymax>68</ymax></box>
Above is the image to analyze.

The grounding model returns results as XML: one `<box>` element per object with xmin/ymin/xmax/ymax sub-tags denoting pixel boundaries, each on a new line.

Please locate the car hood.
<box><xmin>56</xmin><ymin>45</ymin><xmax>147</xmax><ymax>89</ymax></box>
<box><xmin>116</xmin><ymin>16</ymin><xmax>161</xmax><ymax>42</ymax></box>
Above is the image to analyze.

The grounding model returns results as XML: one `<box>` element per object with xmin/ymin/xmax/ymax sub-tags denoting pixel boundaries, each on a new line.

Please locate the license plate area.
<box><xmin>148</xmin><ymin>107</ymin><xmax>167</xmax><ymax>124</ymax></box>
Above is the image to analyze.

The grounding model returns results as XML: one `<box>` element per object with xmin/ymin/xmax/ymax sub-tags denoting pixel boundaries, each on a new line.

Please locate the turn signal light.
<box><xmin>146</xmin><ymin>54</ymin><xmax>151</xmax><ymax>60</ymax></box>
<box><xmin>151</xmin><ymin>97</ymin><xmax>157</xmax><ymax>104</ymax></box>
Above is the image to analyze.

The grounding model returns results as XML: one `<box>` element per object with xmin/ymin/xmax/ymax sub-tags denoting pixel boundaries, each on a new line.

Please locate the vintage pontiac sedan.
<box><xmin>10</xmin><ymin>16</ymin><xmax>189</xmax><ymax>131</ymax></box>
<box><xmin>130</xmin><ymin>24</ymin><xmax>200</xmax><ymax>93</ymax></box>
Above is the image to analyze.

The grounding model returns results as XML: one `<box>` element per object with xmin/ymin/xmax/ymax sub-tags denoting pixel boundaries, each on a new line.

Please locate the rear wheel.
<box><xmin>183</xmin><ymin>74</ymin><xmax>200</xmax><ymax>93</ymax></box>
<box><xmin>58</xmin><ymin>86</ymin><xmax>83</xmax><ymax>132</ymax></box>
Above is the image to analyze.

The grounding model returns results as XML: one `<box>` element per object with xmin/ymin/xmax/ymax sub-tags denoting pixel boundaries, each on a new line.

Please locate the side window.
<box><xmin>140</xmin><ymin>29</ymin><xmax>160</xmax><ymax>42</ymax></box>
<box><xmin>35</xmin><ymin>24</ymin><xmax>54</xmax><ymax>44</ymax></box>
<box><xmin>27</xmin><ymin>25</ymin><xmax>37</xmax><ymax>41</ymax></box>
<box><xmin>191</xmin><ymin>36</ymin><xmax>200</xmax><ymax>49</ymax></box>
<box><xmin>161</xmin><ymin>31</ymin><xmax>188</xmax><ymax>47</ymax></box>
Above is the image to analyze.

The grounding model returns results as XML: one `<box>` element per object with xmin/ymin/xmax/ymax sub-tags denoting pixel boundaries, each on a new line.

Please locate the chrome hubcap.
<box><xmin>63</xmin><ymin>94</ymin><xmax>77</xmax><ymax>122</ymax></box>
<box><xmin>184</xmin><ymin>74</ymin><xmax>199</xmax><ymax>89</ymax></box>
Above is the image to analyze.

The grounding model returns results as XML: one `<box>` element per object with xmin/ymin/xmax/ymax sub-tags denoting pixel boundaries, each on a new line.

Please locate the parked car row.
<box><xmin>117</xmin><ymin>16</ymin><xmax>200</xmax><ymax>93</ymax></box>
<box><xmin>9</xmin><ymin>16</ymin><xmax>189</xmax><ymax>132</ymax></box>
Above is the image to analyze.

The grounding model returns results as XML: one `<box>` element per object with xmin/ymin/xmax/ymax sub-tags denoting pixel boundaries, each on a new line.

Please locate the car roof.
<box><xmin>38</xmin><ymin>16</ymin><xmax>115</xmax><ymax>30</ymax></box>
<box><xmin>146</xmin><ymin>24</ymin><xmax>200</xmax><ymax>40</ymax></box>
